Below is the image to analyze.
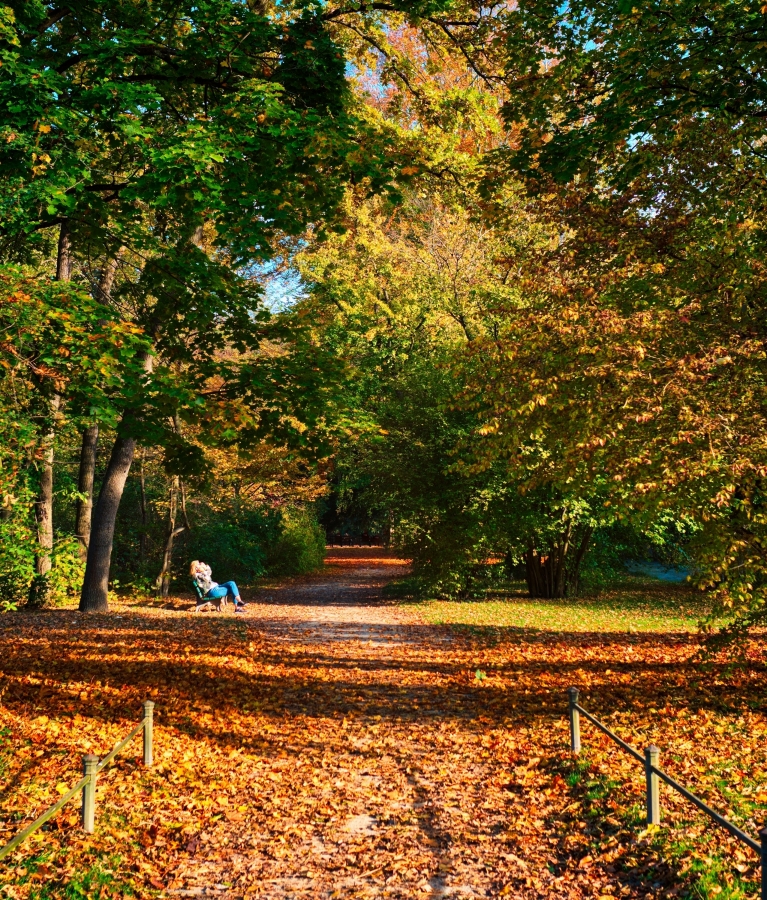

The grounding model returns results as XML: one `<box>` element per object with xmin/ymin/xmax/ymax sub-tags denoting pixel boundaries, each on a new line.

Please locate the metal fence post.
<box><xmin>568</xmin><ymin>687</ymin><xmax>581</xmax><ymax>754</ymax></box>
<box><xmin>645</xmin><ymin>745</ymin><xmax>661</xmax><ymax>825</ymax></box>
<box><xmin>142</xmin><ymin>700</ymin><xmax>154</xmax><ymax>767</ymax></box>
<box><xmin>760</xmin><ymin>827</ymin><xmax>767</xmax><ymax>900</ymax></box>
<box><xmin>81</xmin><ymin>754</ymin><xmax>99</xmax><ymax>833</ymax></box>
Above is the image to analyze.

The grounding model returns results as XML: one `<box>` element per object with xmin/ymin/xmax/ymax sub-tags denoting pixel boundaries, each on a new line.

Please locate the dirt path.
<box><xmin>166</xmin><ymin>549</ymin><xmax>571</xmax><ymax>899</ymax></box>
<box><xmin>238</xmin><ymin>549</ymin><xmax>423</xmax><ymax>644</ymax></box>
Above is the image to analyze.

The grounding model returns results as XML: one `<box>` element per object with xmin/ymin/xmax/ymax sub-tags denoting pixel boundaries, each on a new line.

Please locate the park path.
<box><xmin>163</xmin><ymin>550</ymin><xmax>616</xmax><ymax>899</ymax></box>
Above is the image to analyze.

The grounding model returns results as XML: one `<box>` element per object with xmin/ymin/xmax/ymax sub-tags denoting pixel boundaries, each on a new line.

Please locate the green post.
<box><xmin>645</xmin><ymin>745</ymin><xmax>660</xmax><ymax>825</ymax></box>
<box><xmin>568</xmin><ymin>687</ymin><xmax>581</xmax><ymax>754</ymax></box>
<box><xmin>143</xmin><ymin>700</ymin><xmax>154</xmax><ymax>766</ymax></box>
<box><xmin>81</xmin><ymin>754</ymin><xmax>98</xmax><ymax>833</ymax></box>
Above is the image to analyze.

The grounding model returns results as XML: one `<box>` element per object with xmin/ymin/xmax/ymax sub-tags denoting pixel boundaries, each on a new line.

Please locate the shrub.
<box><xmin>48</xmin><ymin>535</ymin><xmax>85</xmax><ymax>604</ymax></box>
<box><xmin>0</xmin><ymin>515</ymin><xmax>35</xmax><ymax>608</ymax></box>
<box><xmin>183</xmin><ymin>508</ymin><xmax>280</xmax><ymax>586</ymax></box>
<box><xmin>266</xmin><ymin>507</ymin><xmax>326</xmax><ymax>576</ymax></box>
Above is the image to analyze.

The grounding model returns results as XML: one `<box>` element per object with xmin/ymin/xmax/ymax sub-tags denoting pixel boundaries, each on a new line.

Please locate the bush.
<box><xmin>0</xmin><ymin>523</ymin><xmax>83</xmax><ymax>609</ymax></box>
<box><xmin>183</xmin><ymin>508</ymin><xmax>280</xmax><ymax>587</ymax></box>
<box><xmin>266</xmin><ymin>507</ymin><xmax>326</xmax><ymax>577</ymax></box>
<box><xmin>0</xmin><ymin>515</ymin><xmax>35</xmax><ymax>608</ymax></box>
<box><xmin>48</xmin><ymin>536</ymin><xmax>85</xmax><ymax>604</ymax></box>
<box><xmin>181</xmin><ymin>506</ymin><xmax>325</xmax><ymax>586</ymax></box>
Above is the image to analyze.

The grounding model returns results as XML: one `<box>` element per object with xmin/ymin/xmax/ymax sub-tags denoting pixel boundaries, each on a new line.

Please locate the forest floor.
<box><xmin>1</xmin><ymin>549</ymin><xmax>766</xmax><ymax>900</ymax></box>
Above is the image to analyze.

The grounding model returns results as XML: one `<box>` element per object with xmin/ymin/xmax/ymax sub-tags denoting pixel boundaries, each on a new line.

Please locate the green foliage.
<box><xmin>47</xmin><ymin>536</ymin><xmax>85</xmax><ymax>605</ymax></box>
<box><xmin>0</xmin><ymin>516</ymin><xmax>34</xmax><ymax>607</ymax></box>
<box><xmin>0</xmin><ymin>388</ymin><xmax>36</xmax><ymax>608</ymax></box>
<box><xmin>0</xmin><ymin>0</ymin><xmax>758</xmax><ymax>633</ymax></box>
<box><xmin>266</xmin><ymin>507</ymin><xmax>326</xmax><ymax>577</ymax></box>
<box><xmin>181</xmin><ymin>505</ymin><xmax>325</xmax><ymax>584</ymax></box>
<box><xmin>579</xmin><ymin>518</ymin><xmax>696</xmax><ymax>595</ymax></box>
<box><xmin>0</xmin><ymin>528</ymin><xmax>85</xmax><ymax>610</ymax></box>
<box><xmin>0</xmin><ymin>265</ymin><xmax>150</xmax><ymax>426</ymax></box>
<box><xmin>183</xmin><ymin>508</ymin><xmax>278</xmax><ymax>586</ymax></box>
<box><xmin>0</xmin><ymin>1</ymin><xmax>368</xmax><ymax>257</ymax></box>
<box><xmin>498</xmin><ymin>0</ymin><xmax>767</xmax><ymax>189</ymax></box>
<box><xmin>476</xmin><ymin>0</ymin><xmax>767</xmax><ymax>633</ymax></box>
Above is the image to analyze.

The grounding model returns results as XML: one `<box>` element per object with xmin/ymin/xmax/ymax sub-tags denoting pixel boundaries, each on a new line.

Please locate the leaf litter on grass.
<box><xmin>0</xmin><ymin>555</ymin><xmax>765</xmax><ymax>899</ymax></box>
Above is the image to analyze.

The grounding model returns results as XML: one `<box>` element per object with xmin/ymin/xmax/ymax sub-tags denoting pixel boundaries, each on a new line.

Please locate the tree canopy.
<box><xmin>0</xmin><ymin>0</ymin><xmax>764</xmax><ymax>637</ymax></box>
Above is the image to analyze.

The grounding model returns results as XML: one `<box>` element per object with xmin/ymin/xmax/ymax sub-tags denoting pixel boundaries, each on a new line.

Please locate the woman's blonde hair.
<box><xmin>189</xmin><ymin>560</ymin><xmax>201</xmax><ymax>576</ymax></box>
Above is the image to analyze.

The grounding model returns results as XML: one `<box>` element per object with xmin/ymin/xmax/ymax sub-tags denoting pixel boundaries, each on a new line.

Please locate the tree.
<box><xmin>468</xmin><ymin>0</ymin><xmax>767</xmax><ymax>625</ymax></box>
<box><xmin>0</xmin><ymin>265</ymin><xmax>149</xmax><ymax>604</ymax></box>
<box><xmin>2</xmin><ymin>0</ymin><xmax>469</xmax><ymax>611</ymax></box>
<box><xmin>294</xmin><ymin>187</ymin><xmax>593</xmax><ymax>598</ymax></box>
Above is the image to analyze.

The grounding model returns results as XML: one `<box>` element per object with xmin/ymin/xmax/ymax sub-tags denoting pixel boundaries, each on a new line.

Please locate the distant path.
<box><xmin>241</xmin><ymin>548</ymin><xmax>428</xmax><ymax>645</ymax></box>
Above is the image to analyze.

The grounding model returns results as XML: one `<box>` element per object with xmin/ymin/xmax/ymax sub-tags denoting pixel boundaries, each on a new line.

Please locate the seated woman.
<box><xmin>190</xmin><ymin>561</ymin><xmax>246</xmax><ymax>612</ymax></box>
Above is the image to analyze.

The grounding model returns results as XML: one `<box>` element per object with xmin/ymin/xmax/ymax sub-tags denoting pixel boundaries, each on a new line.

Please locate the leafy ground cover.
<box><xmin>411</xmin><ymin>582</ymin><xmax>714</xmax><ymax>634</ymax></box>
<box><xmin>0</xmin><ymin>551</ymin><xmax>765</xmax><ymax>899</ymax></box>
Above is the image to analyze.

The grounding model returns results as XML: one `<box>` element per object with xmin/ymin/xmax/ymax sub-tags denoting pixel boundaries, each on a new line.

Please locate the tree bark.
<box><xmin>524</xmin><ymin>522</ymin><xmax>593</xmax><ymax>599</ymax></box>
<box><xmin>569</xmin><ymin>526</ymin><xmax>593</xmax><ymax>597</ymax></box>
<box><xmin>97</xmin><ymin>252</ymin><xmax>121</xmax><ymax>302</ymax></box>
<box><xmin>27</xmin><ymin>394</ymin><xmax>61</xmax><ymax>608</ymax></box>
<box><xmin>180</xmin><ymin>478</ymin><xmax>191</xmax><ymax>531</ymax></box>
<box><xmin>75</xmin><ymin>425</ymin><xmax>99</xmax><ymax>560</ymax></box>
<box><xmin>28</xmin><ymin>221</ymin><xmax>70</xmax><ymax>607</ymax></box>
<box><xmin>139</xmin><ymin>448</ymin><xmax>148</xmax><ymax>564</ymax></box>
<box><xmin>73</xmin><ymin>250</ymin><xmax>123</xmax><ymax>564</ymax></box>
<box><xmin>78</xmin><ymin>341</ymin><xmax>153</xmax><ymax>611</ymax></box>
<box><xmin>56</xmin><ymin>220</ymin><xmax>71</xmax><ymax>281</ymax></box>
<box><xmin>156</xmin><ymin>476</ymin><xmax>185</xmax><ymax>597</ymax></box>
<box><xmin>79</xmin><ymin>433</ymin><xmax>136</xmax><ymax>612</ymax></box>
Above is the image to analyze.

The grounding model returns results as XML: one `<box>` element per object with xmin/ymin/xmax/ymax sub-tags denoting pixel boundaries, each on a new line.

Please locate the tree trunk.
<box><xmin>73</xmin><ymin>249</ymin><xmax>124</xmax><ymax>564</ymax></box>
<box><xmin>156</xmin><ymin>476</ymin><xmax>186</xmax><ymax>598</ymax></box>
<box><xmin>79</xmin><ymin>433</ymin><xmax>136</xmax><ymax>612</ymax></box>
<box><xmin>524</xmin><ymin>521</ymin><xmax>590</xmax><ymax>600</ymax></box>
<box><xmin>156</xmin><ymin>411</ymin><xmax>190</xmax><ymax>597</ymax></box>
<box><xmin>78</xmin><ymin>341</ymin><xmax>152</xmax><ymax>612</ymax></box>
<box><xmin>568</xmin><ymin>526</ymin><xmax>594</xmax><ymax>597</ymax></box>
<box><xmin>75</xmin><ymin>425</ymin><xmax>99</xmax><ymax>560</ymax></box>
<box><xmin>179</xmin><ymin>478</ymin><xmax>191</xmax><ymax>531</ymax></box>
<box><xmin>384</xmin><ymin>508</ymin><xmax>394</xmax><ymax>548</ymax></box>
<box><xmin>139</xmin><ymin>448</ymin><xmax>148</xmax><ymax>564</ymax></box>
<box><xmin>27</xmin><ymin>395</ymin><xmax>61</xmax><ymax>608</ymax></box>
<box><xmin>97</xmin><ymin>252</ymin><xmax>121</xmax><ymax>302</ymax></box>
<box><xmin>56</xmin><ymin>220</ymin><xmax>71</xmax><ymax>281</ymax></box>
<box><xmin>28</xmin><ymin>221</ymin><xmax>70</xmax><ymax>607</ymax></box>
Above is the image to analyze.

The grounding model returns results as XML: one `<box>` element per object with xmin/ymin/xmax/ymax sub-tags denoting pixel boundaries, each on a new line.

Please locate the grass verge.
<box><xmin>406</xmin><ymin>580</ymin><xmax>714</xmax><ymax>633</ymax></box>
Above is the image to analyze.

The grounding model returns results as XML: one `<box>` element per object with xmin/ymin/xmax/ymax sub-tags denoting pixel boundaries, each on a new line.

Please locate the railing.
<box><xmin>0</xmin><ymin>701</ymin><xmax>155</xmax><ymax>861</ymax></box>
<box><xmin>567</xmin><ymin>688</ymin><xmax>767</xmax><ymax>898</ymax></box>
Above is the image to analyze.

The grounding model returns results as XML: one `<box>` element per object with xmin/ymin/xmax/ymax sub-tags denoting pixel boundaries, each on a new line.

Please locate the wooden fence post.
<box><xmin>568</xmin><ymin>687</ymin><xmax>581</xmax><ymax>754</ymax></box>
<box><xmin>81</xmin><ymin>754</ymin><xmax>99</xmax><ymax>833</ymax></box>
<box><xmin>645</xmin><ymin>745</ymin><xmax>661</xmax><ymax>825</ymax></box>
<box><xmin>143</xmin><ymin>700</ymin><xmax>154</xmax><ymax>767</ymax></box>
